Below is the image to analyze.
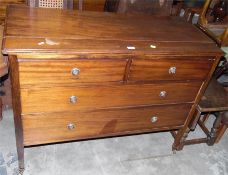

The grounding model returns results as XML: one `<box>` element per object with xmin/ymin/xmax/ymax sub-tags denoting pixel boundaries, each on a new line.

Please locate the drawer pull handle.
<box><xmin>151</xmin><ymin>116</ymin><xmax>158</xmax><ymax>123</ymax></box>
<box><xmin>71</xmin><ymin>68</ymin><xmax>80</xmax><ymax>76</ymax></box>
<box><xmin>159</xmin><ymin>91</ymin><xmax>167</xmax><ymax>97</ymax></box>
<box><xmin>169</xmin><ymin>67</ymin><xmax>176</xmax><ymax>74</ymax></box>
<box><xmin>70</xmin><ymin>96</ymin><xmax>77</xmax><ymax>104</ymax></box>
<box><xmin>67</xmin><ymin>123</ymin><xmax>76</xmax><ymax>130</ymax></box>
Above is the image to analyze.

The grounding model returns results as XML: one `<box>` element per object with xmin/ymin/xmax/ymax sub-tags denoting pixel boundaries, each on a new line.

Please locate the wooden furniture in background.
<box><xmin>104</xmin><ymin>0</ymin><xmax>185</xmax><ymax>16</ymax></box>
<box><xmin>198</xmin><ymin>0</ymin><xmax>228</xmax><ymax>47</ymax></box>
<box><xmin>74</xmin><ymin>0</ymin><xmax>106</xmax><ymax>11</ymax></box>
<box><xmin>171</xmin><ymin>0</ymin><xmax>228</xmax><ymax>146</ymax></box>
<box><xmin>115</xmin><ymin>0</ymin><xmax>174</xmax><ymax>15</ymax></box>
<box><xmin>215</xmin><ymin>57</ymin><xmax>228</xmax><ymax>86</ymax></box>
<box><xmin>104</xmin><ymin>0</ymin><xmax>120</xmax><ymax>12</ymax></box>
<box><xmin>2</xmin><ymin>5</ymin><xmax>223</xmax><ymax>171</ymax></box>
<box><xmin>172</xmin><ymin>78</ymin><xmax>228</xmax><ymax>146</ymax></box>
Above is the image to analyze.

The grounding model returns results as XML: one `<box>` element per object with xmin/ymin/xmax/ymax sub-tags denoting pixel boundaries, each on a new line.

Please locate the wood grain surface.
<box><xmin>129</xmin><ymin>57</ymin><xmax>215</xmax><ymax>81</ymax></box>
<box><xmin>18</xmin><ymin>59</ymin><xmax>127</xmax><ymax>86</ymax></box>
<box><xmin>20</xmin><ymin>82</ymin><xmax>202</xmax><ymax>114</ymax></box>
<box><xmin>2</xmin><ymin>5</ymin><xmax>223</xmax><ymax>55</ymax></box>
<box><xmin>0</xmin><ymin>0</ymin><xmax>25</xmax><ymax>24</ymax></box>
<box><xmin>22</xmin><ymin>103</ymin><xmax>192</xmax><ymax>145</ymax></box>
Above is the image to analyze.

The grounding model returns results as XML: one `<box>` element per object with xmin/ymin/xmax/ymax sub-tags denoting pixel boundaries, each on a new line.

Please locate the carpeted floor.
<box><xmin>0</xmin><ymin>109</ymin><xmax>228</xmax><ymax>175</ymax></box>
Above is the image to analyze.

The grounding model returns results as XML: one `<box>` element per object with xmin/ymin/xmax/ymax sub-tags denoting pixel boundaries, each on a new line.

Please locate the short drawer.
<box><xmin>128</xmin><ymin>57</ymin><xmax>214</xmax><ymax>82</ymax></box>
<box><xmin>22</xmin><ymin>104</ymin><xmax>192</xmax><ymax>145</ymax></box>
<box><xmin>20</xmin><ymin>82</ymin><xmax>201</xmax><ymax>114</ymax></box>
<box><xmin>18</xmin><ymin>59</ymin><xmax>127</xmax><ymax>86</ymax></box>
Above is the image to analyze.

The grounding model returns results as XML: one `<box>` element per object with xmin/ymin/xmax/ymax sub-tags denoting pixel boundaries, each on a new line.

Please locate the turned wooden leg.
<box><xmin>215</xmin><ymin>111</ymin><xmax>228</xmax><ymax>143</ymax></box>
<box><xmin>207</xmin><ymin>112</ymin><xmax>223</xmax><ymax>146</ymax></box>
<box><xmin>215</xmin><ymin>125</ymin><xmax>228</xmax><ymax>143</ymax></box>
<box><xmin>172</xmin><ymin>127</ymin><xmax>191</xmax><ymax>151</ymax></box>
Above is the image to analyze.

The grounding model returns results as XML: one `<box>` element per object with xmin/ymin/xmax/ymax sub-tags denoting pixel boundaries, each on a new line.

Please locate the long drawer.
<box><xmin>20</xmin><ymin>82</ymin><xmax>201</xmax><ymax>114</ymax></box>
<box><xmin>22</xmin><ymin>104</ymin><xmax>192</xmax><ymax>145</ymax></box>
<box><xmin>18</xmin><ymin>59</ymin><xmax>127</xmax><ymax>86</ymax></box>
<box><xmin>129</xmin><ymin>57</ymin><xmax>214</xmax><ymax>82</ymax></box>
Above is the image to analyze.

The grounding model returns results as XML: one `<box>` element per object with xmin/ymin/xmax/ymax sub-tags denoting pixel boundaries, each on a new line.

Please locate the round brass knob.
<box><xmin>159</xmin><ymin>91</ymin><xmax>167</xmax><ymax>97</ymax></box>
<box><xmin>70</xmin><ymin>96</ymin><xmax>77</xmax><ymax>104</ymax></box>
<box><xmin>71</xmin><ymin>68</ymin><xmax>80</xmax><ymax>76</ymax></box>
<box><xmin>67</xmin><ymin>123</ymin><xmax>76</xmax><ymax>130</ymax></box>
<box><xmin>169</xmin><ymin>67</ymin><xmax>176</xmax><ymax>74</ymax></box>
<box><xmin>151</xmin><ymin>116</ymin><xmax>158</xmax><ymax>123</ymax></box>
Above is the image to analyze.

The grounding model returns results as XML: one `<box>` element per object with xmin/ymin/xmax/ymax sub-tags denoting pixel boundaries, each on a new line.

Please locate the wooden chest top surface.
<box><xmin>2</xmin><ymin>5</ymin><xmax>222</xmax><ymax>56</ymax></box>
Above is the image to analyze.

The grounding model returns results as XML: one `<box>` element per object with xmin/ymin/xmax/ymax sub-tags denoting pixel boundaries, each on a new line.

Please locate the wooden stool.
<box><xmin>182</xmin><ymin>78</ymin><xmax>228</xmax><ymax>146</ymax></box>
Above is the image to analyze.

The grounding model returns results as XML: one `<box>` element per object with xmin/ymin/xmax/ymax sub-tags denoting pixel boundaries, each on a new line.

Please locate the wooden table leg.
<box><xmin>9</xmin><ymin>56</ymin><xmax>25</xmax><ymax>171</ymax></box>
<box><xmin>215</xmin><ymin>111</ymin><xmax>228</xmax><ymax>143</ymax></box>
<box><xmin>207</xmin><ymin>112</ymin><xmax>223</xmax><ymax>146</ymax></box>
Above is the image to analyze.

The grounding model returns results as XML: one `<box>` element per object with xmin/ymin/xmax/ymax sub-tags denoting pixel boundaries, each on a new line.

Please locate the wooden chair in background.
<box><xmin>28</xmin><ymin>0</ymin><xmax>73</xmax><ymax>9</ymax></box>
<box><xmin>198</xmin><ymin>0</ymin><xmax>227</xmax><ymax>47</ymax></box>
<box><xmin>104</xmin><ymin>0</ymin><xmax>185</xmax><ymax>16</ymax></box>
<box><xmin>117</xmin><ymin>0</ymin><xmax>174</xmax><ymax>16</ymax></box>
<box><xmin>180</xmin><ymin>78</ymin><xmax>228</xmax><ymax>146</ymax></box>
<box><xmin>171</xmin><ymin>0</ymin><xmax>228</xmax><ymax>146</ymax></box>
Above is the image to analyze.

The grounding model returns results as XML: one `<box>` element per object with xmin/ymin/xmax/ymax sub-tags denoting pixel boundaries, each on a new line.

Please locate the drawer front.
<box><xmin>22</xmin><ymin>104</ymin><xmax>192</xmax><ymax>145</ymax></box>
<box><xmin>18</xmin><ymin>59</ymin><xmax>127</xmax><ymax>86</ymax></box>
<box><xmin>129</xmin><ymin>58</ymin><xmax>214</xmax><ymax>82</ymax></box>
<box><xmin>21</xmin><ymin>82</ymin><xmax>201</xmax><ymax>114</ymax></box>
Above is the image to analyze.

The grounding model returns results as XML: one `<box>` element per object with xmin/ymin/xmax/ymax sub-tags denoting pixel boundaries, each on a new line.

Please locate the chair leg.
<box><xmin>215</xmin><ymin>111</ymin><xmax>228</xmax><ymax>143</ymax></box>
<box><xmin>207</xmin><ymin>112</ymin><xmax>223</xmax><ymax>146</ymax></box>
<box><xmin>202</xmin><ymin>113</ymin><xmax>210</xmax><ymax>123</ymax></box>
<box><xmin>215</xmin><ymin>125</ymin><xmax>228</xmax><ymax>143</ymax></box>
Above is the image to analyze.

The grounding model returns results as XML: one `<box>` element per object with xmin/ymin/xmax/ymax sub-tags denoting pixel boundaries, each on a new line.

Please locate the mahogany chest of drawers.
<box><xmin>2</xmin><ymin>5</ymin><xmax>223</xmax><ymax>170</ymax></box>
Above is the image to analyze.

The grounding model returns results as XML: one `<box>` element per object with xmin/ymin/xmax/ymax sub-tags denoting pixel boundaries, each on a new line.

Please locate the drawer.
<box><xmin>22</xmin><ymin>104</ymin><xmax>192</xmax><ymax>145</ymax></box>
<box><xmin>20</xmin><ymin>82</ymin><xmax>201</xmax><ymax>114</ymax></box>
<box><xmin>18</xmin><ymin>59</ymin><xmax>127</xmax><ymax>86</ymax></box>
<box><xmin>129</xmin><ymin>57</ymin><xmax>214</xmax><ymax>82</ymax></box>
